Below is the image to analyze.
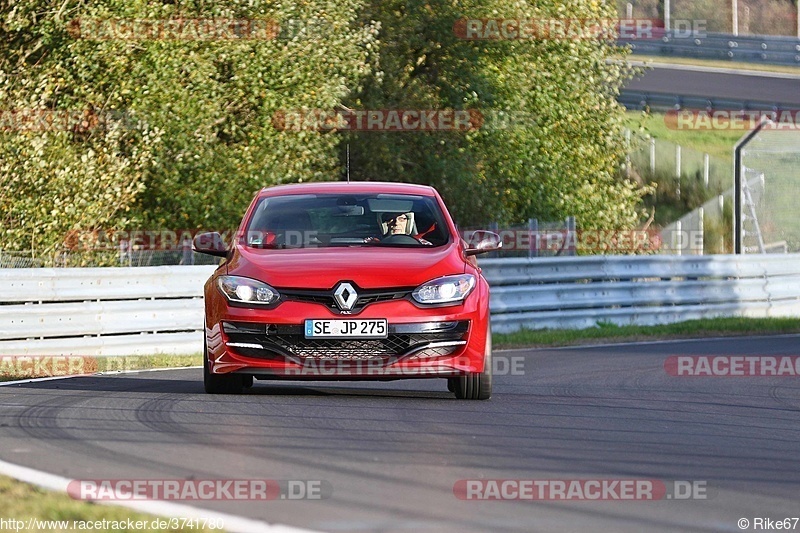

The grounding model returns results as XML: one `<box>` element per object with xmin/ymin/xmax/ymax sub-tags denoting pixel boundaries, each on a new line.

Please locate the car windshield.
<box><xmin>243</xmin><ymin>193</ymin><xmax>450</xmax><ymax>249</ymax></box>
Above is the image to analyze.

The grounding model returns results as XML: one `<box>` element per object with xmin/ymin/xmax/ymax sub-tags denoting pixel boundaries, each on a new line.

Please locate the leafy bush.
<box><xmin>1</xmin><ymin>0</ymin><xmax>378</xmax><ymax>258</ymax></box>
<box><xmin>2</xmin><ymin>0</ymin><xmax>649</xmax><ymax>259</ymax></box>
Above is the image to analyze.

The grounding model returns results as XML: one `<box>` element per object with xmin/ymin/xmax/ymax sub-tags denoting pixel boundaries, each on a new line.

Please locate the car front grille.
<box><xmin>279</xmin><ymin>286</ymin><xmax>413</xmax><ymax>314</ymax></box>
<box><xmin>223</xmin><ymin>321</ymin><xmax>469</xmax><ymax>362</ymax></box>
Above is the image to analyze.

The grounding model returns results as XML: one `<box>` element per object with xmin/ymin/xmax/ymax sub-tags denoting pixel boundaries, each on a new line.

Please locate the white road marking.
<box><xmin>0</xmin><ymin>374</ymin><xmax>91</xmax><ymax>387</ymax></box>
<box><xmin>0</xmin><ymin>366</ymin><xmax>202</xmax><ymax>387</ymax></box>
<box><xmin>0</xmin><ymin>368</ymin><xmax>325</xmax><ymax>533</ymax></box>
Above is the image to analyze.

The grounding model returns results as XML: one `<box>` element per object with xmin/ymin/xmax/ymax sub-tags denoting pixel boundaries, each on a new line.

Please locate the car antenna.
<box><xmin>346</xmin><ymin>143</ymin><xmax>350</xmax><ymax>183</ymax></box>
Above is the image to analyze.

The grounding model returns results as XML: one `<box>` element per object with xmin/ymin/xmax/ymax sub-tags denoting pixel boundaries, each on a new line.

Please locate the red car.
<box><xmin>194</xmin><ymin>182</ymin><xmax>501</xmax><ymax>399</ymax></box>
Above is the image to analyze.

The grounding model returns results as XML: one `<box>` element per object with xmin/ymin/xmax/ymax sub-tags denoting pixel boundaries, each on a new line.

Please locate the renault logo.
<box><xmin>333</xmin><ymin>282</ymin><xmax>358</xmax><ymax>311</ymax></box>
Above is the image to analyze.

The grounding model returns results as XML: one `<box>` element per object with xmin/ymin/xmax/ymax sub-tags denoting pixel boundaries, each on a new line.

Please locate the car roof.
<box><xmin>258</xmin><ymin>181</ymin><xmax>438</xmax><ymax>197</ymax></box>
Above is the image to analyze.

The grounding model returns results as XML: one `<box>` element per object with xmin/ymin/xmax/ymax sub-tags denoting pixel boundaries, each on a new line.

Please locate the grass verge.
<box><xmin>0</xmin><ymin>474</ymin><xmax>219</xmax><ymax>532</ymax></box>
<box><xmin>624</xmin><ymin>110</ymin><xmax>744</xmax><ymax>160</ymax></box>
<box><xmin>623</xmin><ymin>55</ymin><xmax>800</xmax><ymax>76</ymax></box>
<box><xmin>494</xmin><ymin>317</ymin><xmax>800</xmax><ymax>349</ymax></box>
<box><xmin>0</xmin><ymin>354</ymin><xmax>202</xmax><ymax>382</ymax></box>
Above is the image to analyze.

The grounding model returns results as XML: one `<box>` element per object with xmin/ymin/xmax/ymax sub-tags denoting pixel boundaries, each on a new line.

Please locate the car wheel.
<box><xmin>454</xmin><ymin>327</ymin><xmax>492</xmax><ymax>400</ymax></box>
<box><xmin>203</xmin><ymin>338</ymin><xmax>244</xmax><ymax>394</ymax></box>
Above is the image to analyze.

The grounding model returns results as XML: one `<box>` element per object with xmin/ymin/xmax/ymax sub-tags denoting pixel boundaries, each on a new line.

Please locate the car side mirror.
<box><xmin>193</xmin><ymin>231</ymin><xmax>228</xmax><ymax>257</ymax></box>
<box><xmin>464</xmin><ymin>230</ymin><xmax>502</xmax><ymax>256</ymax></box>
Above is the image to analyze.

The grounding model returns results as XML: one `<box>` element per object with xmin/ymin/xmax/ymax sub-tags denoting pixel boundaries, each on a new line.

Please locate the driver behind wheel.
<box><xmin>378</xmin><ymin>212</ymin><xmax>432</xmax><ymax>245</ymax></box>
<box><xmin>363</xmin><ymin>212</ymin><xmax>431</xmax><ymax>244</ymax></box>
<box><xmin>383</xmin><ymin>212</ymin><xmax>413</xmax><ymax>235</ymax></box>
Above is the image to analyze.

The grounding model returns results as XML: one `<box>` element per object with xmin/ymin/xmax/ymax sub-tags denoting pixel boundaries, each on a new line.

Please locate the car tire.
<box><xmin>203</xmin><ymin>338</ymin><xmax>244</xmax><ymax>394</ymax></box>
<box><xmin>453</xmin><ymin>327</ymin><xmax>492</xmax><ymax>400</ymax></box>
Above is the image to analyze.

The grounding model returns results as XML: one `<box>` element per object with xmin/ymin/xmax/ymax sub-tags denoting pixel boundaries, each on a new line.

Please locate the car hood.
<box><xmin>226</xmin><ymin>243</ymin><xmax>467</xmax><ymax>289</ymax></box>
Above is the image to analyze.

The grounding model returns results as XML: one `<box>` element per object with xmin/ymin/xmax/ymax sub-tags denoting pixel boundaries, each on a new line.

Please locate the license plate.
<box><xmin>304</xmin><ymin>319</ymin><xmax>388</xmax><ymax>339</ymax></box>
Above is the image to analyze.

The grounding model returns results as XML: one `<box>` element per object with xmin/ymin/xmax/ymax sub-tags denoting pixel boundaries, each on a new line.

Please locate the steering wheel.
<box><xmin>380</xmin><ymin>234</ymin><xmax>421</xmax><ymax>245</ymax></box>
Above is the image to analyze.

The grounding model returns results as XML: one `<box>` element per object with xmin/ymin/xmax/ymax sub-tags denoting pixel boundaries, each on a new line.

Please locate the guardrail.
<box><xmin>0</xmin><ymin>265</ymin><xmax>217</xmax><ymax>356</ymax></box>
<box><xmin>620</xmin><ymin>31</ymin><xmax>800</xmax><ymax>66</ymax></box>
<box><xmin>484</xmin><ymin>254</ymin><xmax>800</xmax><ymax>332</ymax></box>
<box><xmin>1</xmin><ymin>254</ymin><xmax>799</xmax><ymax>354</ymax></box>
<box><xmin>618</xmin><ymin>90</ymin><xmax>787</xmax><ymax>112</ymax></box>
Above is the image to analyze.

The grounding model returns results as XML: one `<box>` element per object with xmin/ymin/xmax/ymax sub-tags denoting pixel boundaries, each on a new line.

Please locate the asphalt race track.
<box><xmin>624</xmin><ymin>63</ymin><xmax>800</xmax><ymax>107</ymax></box>
<box><xmin>2</xmin><ymin>335</ymin><xmax>800</xmax><ymax>532</ymax></box>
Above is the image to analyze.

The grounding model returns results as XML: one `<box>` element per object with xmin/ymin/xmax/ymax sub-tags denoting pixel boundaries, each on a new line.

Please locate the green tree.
<box><xmin>346</xmin><ymin>0</ymin><xmax>648</xmax><ymax>229</ymax></box>
<box><xmin>2</xmin><ymin>0</ymin><xmax>649</xmax><ymax>261</ymax></box>
<box><xmin>0</xmin><ymin>0</ymin><xmax>378</xmax><ymax>258</ymax></box>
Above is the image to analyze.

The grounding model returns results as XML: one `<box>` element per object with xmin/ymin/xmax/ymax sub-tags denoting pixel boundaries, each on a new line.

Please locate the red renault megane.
<box><xmin>194</xmin><ymin>181</ymin><xmax>501</xmax><ymax>399</ymax></box>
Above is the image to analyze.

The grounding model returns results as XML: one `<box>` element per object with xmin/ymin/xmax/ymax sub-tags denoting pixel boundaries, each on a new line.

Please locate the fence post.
<box><xmin>649</xmin><ymin>137</ymin><xmax>656</xmax><ymax>175</ymax></box>
<box><xmin>719</xmin><ymin>194</ymin><xmax>725</xmax><ymax>253</ymax></box>
<box><xmin>698</xmin><ymin>207</ymin><xmax>704</xmax><ymax>255</ymax></box>
<box><xmin>119</xmin><ymin>240</ymin><xmax>130</xmax><ymax>267</ymax></box>
<box><xmin>624</xmin><ymin>128</ymin><xmax>631</xmax><ymax>178</ymax></box>
<box><xmin>565</xmin><ymin>216</ymin><xmax>576</xmax><ymax>256</ymax></box>
<box><xmin>181</xmin><ymin>237</ymin><xmax>194</xmax><ymax>266</ymax></box>
<box><xmin>703</xmin><ymin>153</ymin><xmax>709</xmax><ymax>187</ymax></box>
<box><xmin>528</xmin><ymin>218</ymin><xmax>538</xmax><ymax>258</ymax></box>
<box><xmin>676</xmin><ymin>144</ymin><xmax>682</xmax><ymax>200</ymax></box>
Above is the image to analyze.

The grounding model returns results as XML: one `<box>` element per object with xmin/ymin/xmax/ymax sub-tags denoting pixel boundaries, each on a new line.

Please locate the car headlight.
<box><xmin>412</xmin><ymin>274</ymin><xmax>476</xmax><ymax>305</ymax></box>
<box><xmin>217</xmin><ymin>276</ymin><xmax>280</xmax><ymax>305</ymax></box>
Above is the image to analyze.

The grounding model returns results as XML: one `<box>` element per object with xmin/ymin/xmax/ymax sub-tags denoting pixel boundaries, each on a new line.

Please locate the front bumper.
<box><xmin>204</xmin><ymin>289</ymin><xmax>490</xmax><ymax>379</ymax></box>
